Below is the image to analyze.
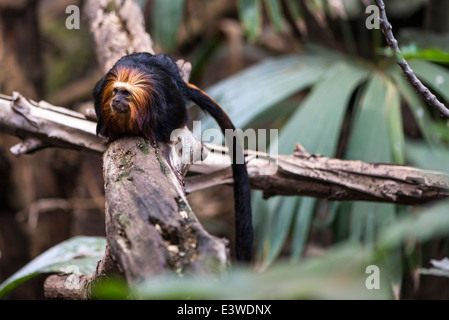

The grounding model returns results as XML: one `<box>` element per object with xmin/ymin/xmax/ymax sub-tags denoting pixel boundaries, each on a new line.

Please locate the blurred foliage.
<box><xmin>39</xmin><ymin>1</ymin><xmax>98</xmax><ymax>105</ymax></box>
<box><xmin>6</xmin><ymin>197</ymin><xmax>449</xmax><ymax>299</ymax></box>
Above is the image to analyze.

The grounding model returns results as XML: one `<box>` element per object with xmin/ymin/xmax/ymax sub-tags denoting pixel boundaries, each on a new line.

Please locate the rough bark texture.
<box><xmin>101</xmin><ymin>137</ymin><xmax>227</xmax><ymax>283</ymax></box>
<box><xmin>0</xmin><ymin>92</ymin><xmax>106</xmax><ymax>156</ymax></box>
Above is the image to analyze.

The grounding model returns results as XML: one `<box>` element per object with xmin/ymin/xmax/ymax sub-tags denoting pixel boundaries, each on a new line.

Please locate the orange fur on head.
<box><xmin>101</xmin><ymin>66</ymin><xmax>156</xmax><ymax>140</ymax></box>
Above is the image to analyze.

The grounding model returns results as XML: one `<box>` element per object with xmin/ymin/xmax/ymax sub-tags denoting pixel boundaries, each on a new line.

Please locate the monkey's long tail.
<box><xmin>187</xmin><ymin>83</ymin><xmax>253</xmax><ymax>262</ymax></box>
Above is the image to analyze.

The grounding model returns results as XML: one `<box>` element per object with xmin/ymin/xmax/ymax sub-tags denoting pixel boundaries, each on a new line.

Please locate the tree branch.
<box><xmin>374</xmin><ymin>0</ymin><xmax>449</xmax><ymax>118</ymax></box>
<box><xmin>0</xmin><ymin>92</ymin><xmax>106</xmax><ymax>156</ymax></box>
<box><xmin>1</xmin><ymin>93</ymin><xmax>447</xmax><ymax>205</ymax></box>
<box><xmin>187</xmin><ymin>143</ymin><xmax>449</xmax><ymax>205</ymax></box>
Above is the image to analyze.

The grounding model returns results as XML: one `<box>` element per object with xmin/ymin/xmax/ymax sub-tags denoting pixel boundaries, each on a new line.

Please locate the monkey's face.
<box><xmin>100</xmin><ymin>67</ymin><xmax>157</xmax><ymax>140</ymax></box>
<box><xmin>110</xmin><ymin>86</ymin><xmax>131</xmax><ymax>114</ymax></box>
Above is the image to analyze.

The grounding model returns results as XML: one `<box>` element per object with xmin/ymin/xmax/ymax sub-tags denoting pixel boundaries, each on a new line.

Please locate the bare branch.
<box><xmin>187</xmin><ymin>144</ymin><xmax>449</xmax><ymax>205</ymax></box>
<box><xmin>374</xmin><ymin>0</ymin><xmax>449</xmax><ymax>118</ymax></box>
<box><xmin>0</xmin><ymin>92</ymin><xmax>106</xmax><ymax>156</ymax></box>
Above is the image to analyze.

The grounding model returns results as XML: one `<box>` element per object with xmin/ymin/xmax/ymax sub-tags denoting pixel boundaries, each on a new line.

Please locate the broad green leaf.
<box><xmin>151</xmin><ymin>0</ymin><xmax>185</xmax><ymax>51</ymax></box>
<box><xmin>279</xmin><ymin>61</ymin><xmax>369</xmax><ymax>155</ymax></box>
<box><xmin>238</xmin><ymin>0</ymin><xmax>262</xmax><ymax>41</ymax></box>
<box><xmin>345</xmin><ymin>74</ymin><xmax>392</xmax><ymax>162</ymax></box>
<box><xmin>264</xmin><ymin>0</ymin><xmax>284</xmax><ymax>32</ymax></box>
<box><xmin>409</xmin><ymin>59</ymin><xmax>449</xmax><ymax>102</ymax></box>
<box><xmin>0</xmin><ymin>236</ymin><xmax>106</xmax><ymax>299</ymax></box>
<box><xmin>196</xmin><ymin>55</ymin><xmax>330</xmax><ymax>134</ymax></box>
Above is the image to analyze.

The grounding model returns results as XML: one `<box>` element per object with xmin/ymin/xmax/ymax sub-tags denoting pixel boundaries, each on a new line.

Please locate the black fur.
<box><xmin>94</xmin><ymin>52</ymin><xmax>253</xmax><ymax>261</ymax></box>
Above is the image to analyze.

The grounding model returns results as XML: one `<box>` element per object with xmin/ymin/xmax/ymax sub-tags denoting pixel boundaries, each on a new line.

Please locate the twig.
<box><xmin>374</xmin><ymin>0</ymin><xmax>449</xmax><ymax>118</ymax></box>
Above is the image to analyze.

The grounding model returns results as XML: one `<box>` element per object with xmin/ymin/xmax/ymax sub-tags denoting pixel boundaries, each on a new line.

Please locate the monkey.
<box><xmin>93</xmin><ymin>52</ymin><xmax>253</xmax><ymax>261</ymax></box>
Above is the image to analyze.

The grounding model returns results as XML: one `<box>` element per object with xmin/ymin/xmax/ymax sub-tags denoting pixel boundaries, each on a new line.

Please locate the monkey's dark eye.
<box><xmin>123</xmin><ymin>90</ymin><xmax>130</xmax><ymax>97</ymax></box>
<box><xmin>113</xmin><ymin>88</ymin><xmax>118</xmax><ymax>94</ymax></box>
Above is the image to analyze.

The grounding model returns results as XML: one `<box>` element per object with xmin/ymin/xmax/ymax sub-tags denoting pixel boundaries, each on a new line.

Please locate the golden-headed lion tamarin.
<box><xmin>93</xmin><ymin>52</ymin><xmax>253</xmax><ymax>261</ymax></box>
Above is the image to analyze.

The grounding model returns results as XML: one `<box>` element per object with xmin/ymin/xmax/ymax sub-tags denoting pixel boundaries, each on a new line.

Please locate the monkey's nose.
<box><xmin>111</xmin><ymin>101</ymin><xmax>128</xmax><ymax>113</ymax></box>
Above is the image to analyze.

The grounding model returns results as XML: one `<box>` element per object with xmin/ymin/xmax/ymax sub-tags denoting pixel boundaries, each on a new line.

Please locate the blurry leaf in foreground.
<box><xmin>378</xmin><ymin>200</ymin><xmax>449</xmax><ymax>252</ymax></box>
<box><xmin>92</xmin><ymin>276</ymin><xmax>131</xmax><ymax>300</ymax></box>
<box><xmin>0</xmin><ymin>236</ymin><xmax>105</xmax><ymax>299</ymax></box>
<box><xmin>127</xmin><ymin>244</ymin><xmax>391</xmax><ymax>300</ymax></box>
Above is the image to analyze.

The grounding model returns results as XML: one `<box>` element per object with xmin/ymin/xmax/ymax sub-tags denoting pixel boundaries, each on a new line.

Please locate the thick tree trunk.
<box><xmin>101</xmin><ymin>137</ymin><xmax>227</xmax><ymax>282</ymax></box>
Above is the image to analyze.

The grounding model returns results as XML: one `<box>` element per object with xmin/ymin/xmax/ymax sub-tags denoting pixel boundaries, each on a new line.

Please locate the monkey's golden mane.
<box><xmin>101</xmin><ymin>66</ymin><xmax>156</xmax><ymax>140</ymax></box>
